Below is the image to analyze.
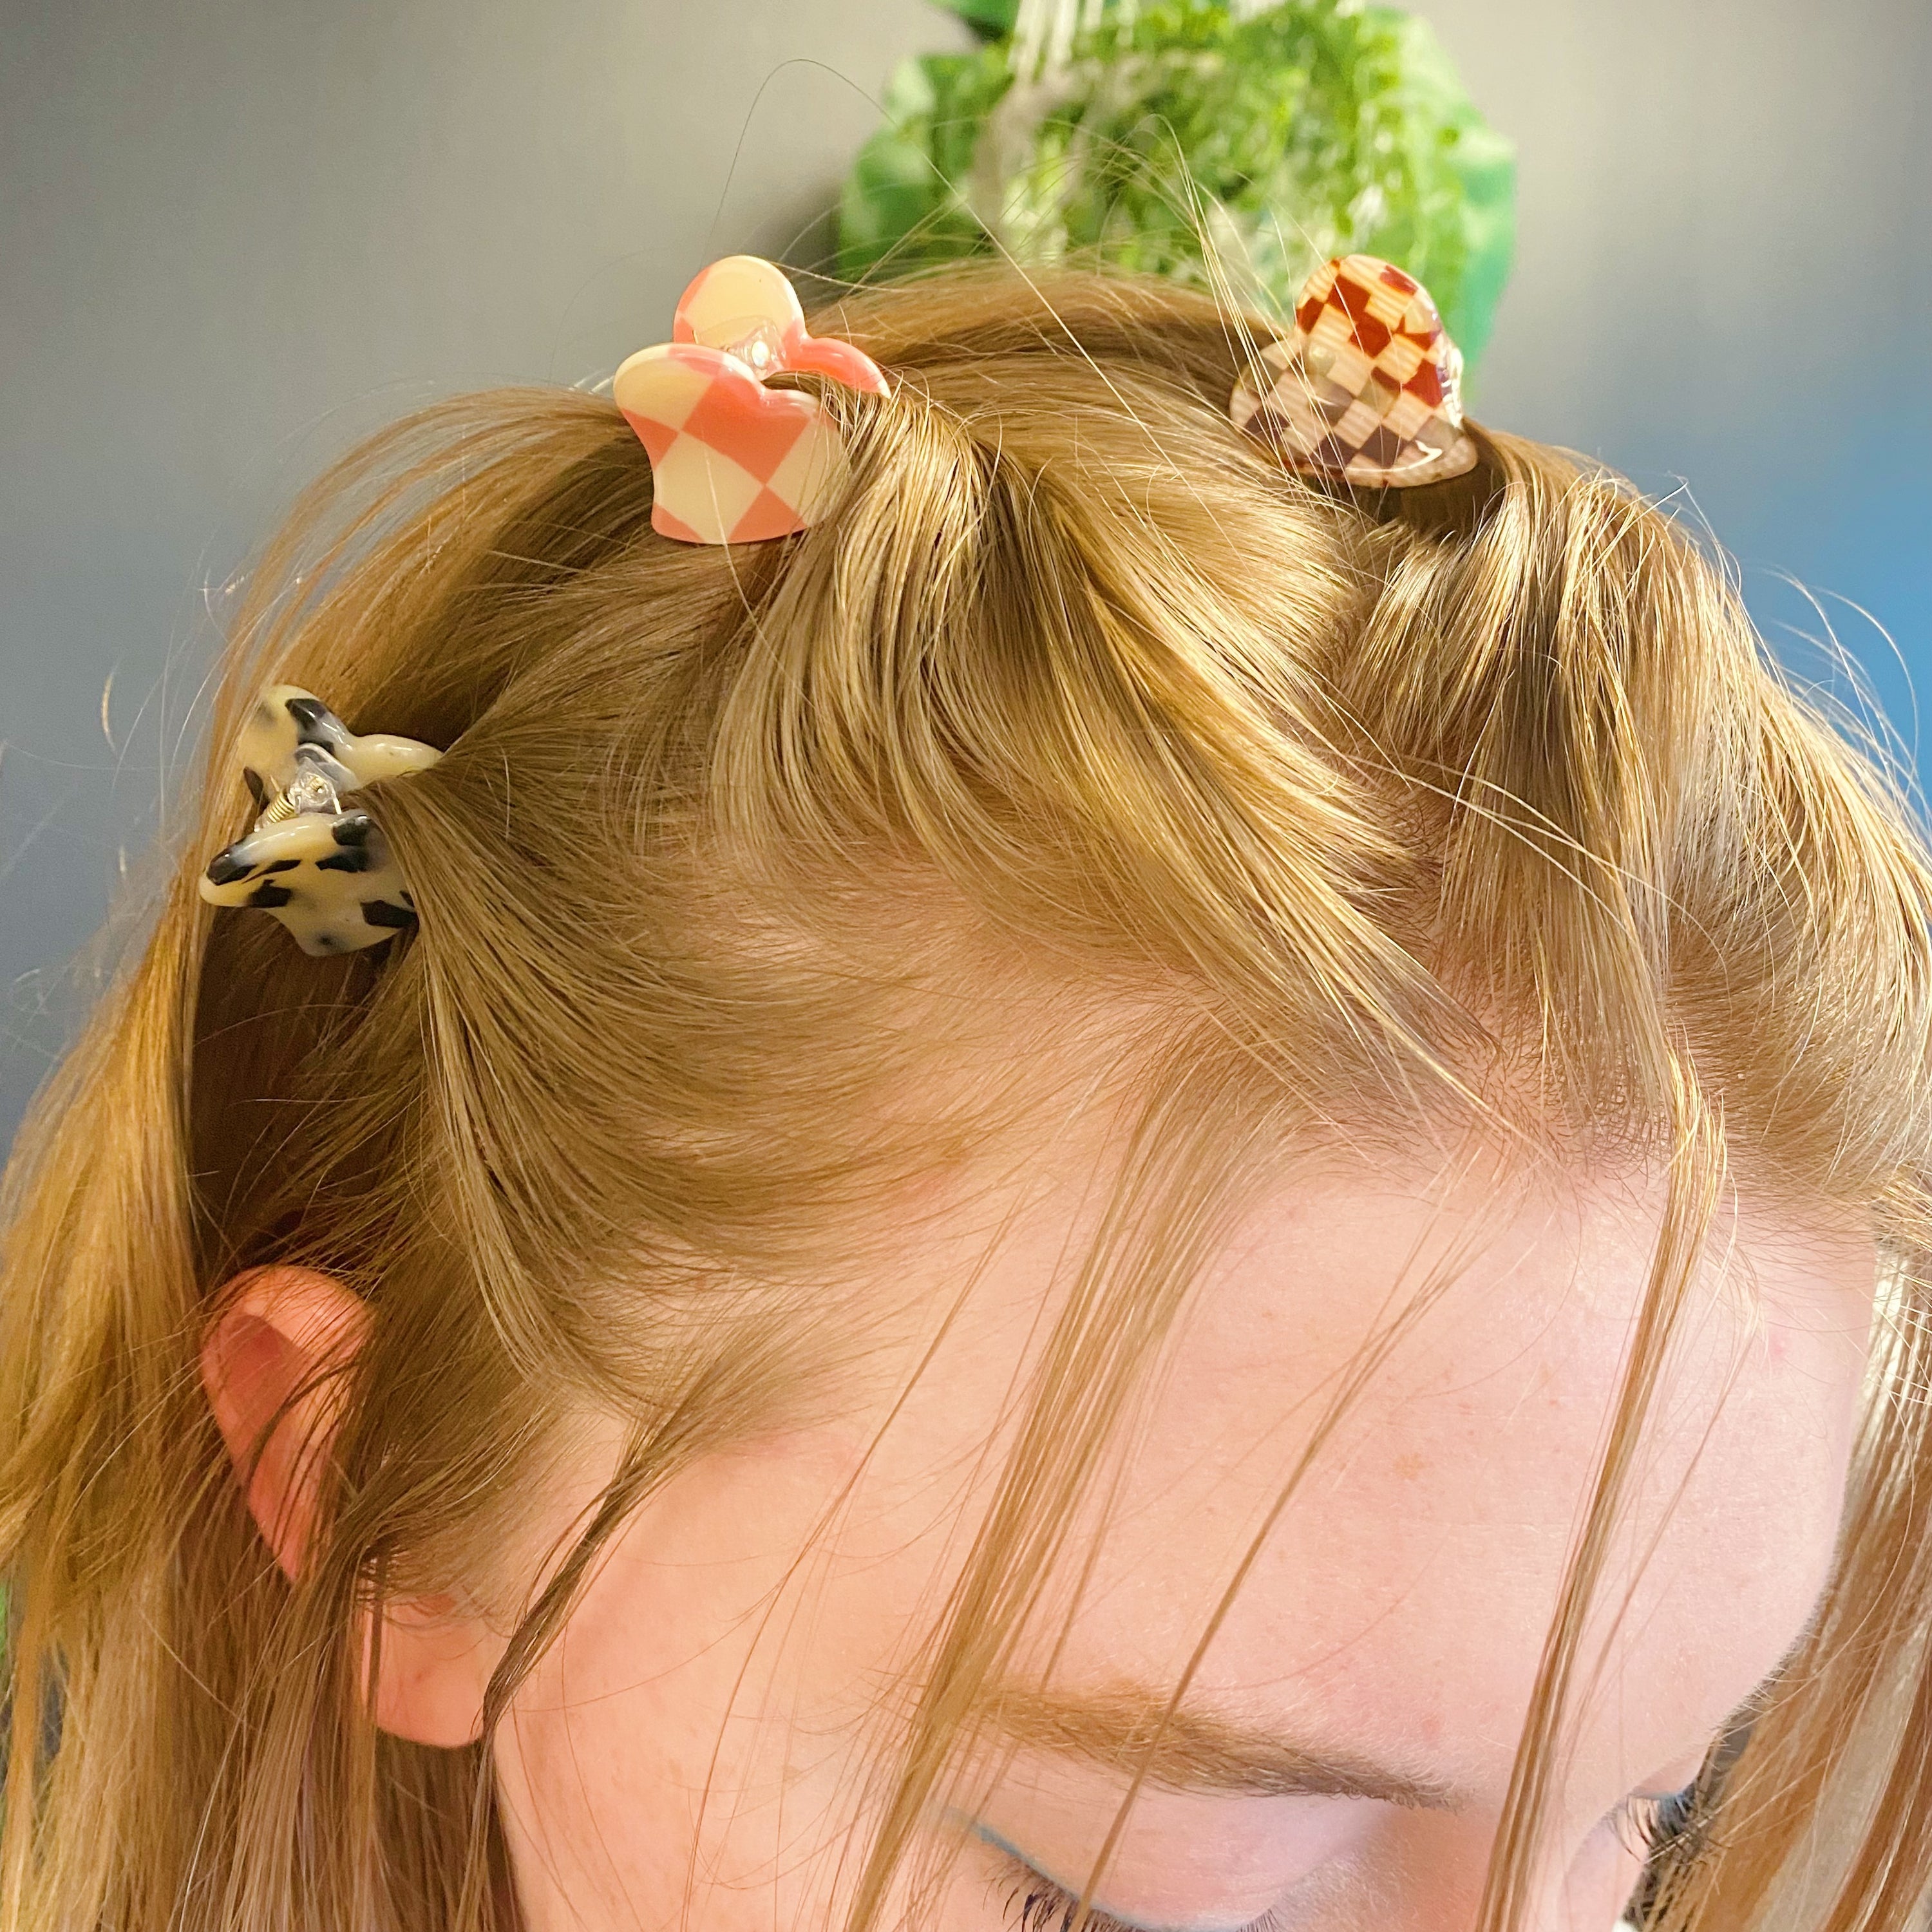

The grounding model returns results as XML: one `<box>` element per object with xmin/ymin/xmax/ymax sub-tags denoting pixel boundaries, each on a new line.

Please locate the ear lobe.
<box><xmin>365</xmin><ymin>1591</ymin><xmax>504</xmax><ymax>1747</ymax></box>
<box><xmin>200</xmin><ymin>1265</ymin><xmax>507</xmax><ymax>1747</ymax></box>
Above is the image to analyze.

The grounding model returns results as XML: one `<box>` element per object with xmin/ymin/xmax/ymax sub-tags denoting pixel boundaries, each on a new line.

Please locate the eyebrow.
<box><xmin>976</xmin><ymin>1613</ymin><xmax>1822</xmax><ymax>1824</ymax></box>
<box><xmin>979</xmin><ymin>1681</ymin><xmax>1461</xmax><ymax>1810</ymax></box>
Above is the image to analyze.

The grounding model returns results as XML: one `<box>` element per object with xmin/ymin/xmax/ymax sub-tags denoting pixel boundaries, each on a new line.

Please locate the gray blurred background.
<box><xmin>3</xmin><ymin>0</ymin><xmax>1930</xmax><ymax>1150</ymax></box>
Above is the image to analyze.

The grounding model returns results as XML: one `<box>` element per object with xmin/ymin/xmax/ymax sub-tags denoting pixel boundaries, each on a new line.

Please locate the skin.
<box><xmin>202</xmin><ymin>1142</ymin><xmax>1875</xmax><ymax>1932</ymax></box>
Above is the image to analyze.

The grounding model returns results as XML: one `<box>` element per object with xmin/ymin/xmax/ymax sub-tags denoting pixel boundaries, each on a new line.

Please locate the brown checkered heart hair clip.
<box><xmin>1231</xmin><ymin>255</ymin><xmax>1493</xmax><ymax>524</ymax></box>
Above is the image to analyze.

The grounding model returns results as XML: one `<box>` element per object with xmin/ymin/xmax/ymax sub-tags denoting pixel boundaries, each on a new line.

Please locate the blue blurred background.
<box><xmin>3</xmin><ymin>0</ymin><xmax>1929</xmax><ymax>1150</ymax></box>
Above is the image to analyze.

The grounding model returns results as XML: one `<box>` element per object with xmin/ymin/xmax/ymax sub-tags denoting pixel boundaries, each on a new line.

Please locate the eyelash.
<box><xmin>994</xmin><ymin>1781</ymin><xmax>1708</xmax><ymax>1932</ymax></box>
<box><xmin>998</xmin><ymin>1862</ymin><xmax>1285</xmax><ymax>1932</ymax></box>
<box><xmin>1615</xmin><ymin>1780</ymin><xmax>1705</xmax><ymax>1864</ymax></box>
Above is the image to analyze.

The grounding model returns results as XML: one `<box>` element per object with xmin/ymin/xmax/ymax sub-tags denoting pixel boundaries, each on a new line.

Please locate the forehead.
<box><xmin>943</xmin><ymin>1151</ymin><xmax>1875</xmax><ymax>1807</ymax></box>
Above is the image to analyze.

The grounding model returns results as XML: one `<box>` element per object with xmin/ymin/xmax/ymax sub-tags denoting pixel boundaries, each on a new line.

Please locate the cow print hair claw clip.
<box><xmin>198</xmin><ymin>686</ymin><xmax>442</xmax><ymax>954</ymax></box>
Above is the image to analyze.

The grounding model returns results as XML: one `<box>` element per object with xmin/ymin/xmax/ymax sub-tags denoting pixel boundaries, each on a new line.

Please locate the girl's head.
<box><xmin>4</xmin><ymin>266</ymin><xmax>1931</xmax><ymax>1932</ymax></box>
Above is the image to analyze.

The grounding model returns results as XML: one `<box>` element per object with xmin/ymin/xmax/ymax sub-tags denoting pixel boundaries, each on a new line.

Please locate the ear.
<box><xmin>200</xmin><ymin>1265</ymin><xmax>507</xmax><ymax>1746</ymax></box>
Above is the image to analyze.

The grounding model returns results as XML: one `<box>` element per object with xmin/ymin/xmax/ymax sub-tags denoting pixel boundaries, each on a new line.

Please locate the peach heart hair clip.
<box><xmin>613</xmin><ymin>254</ymin><xmax>891</xmax><ymax>545</ymax></box>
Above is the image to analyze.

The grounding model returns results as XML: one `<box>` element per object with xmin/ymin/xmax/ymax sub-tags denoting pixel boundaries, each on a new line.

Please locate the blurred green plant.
<box><xmin>839</xmin><ymin>0</ymin><xmax>1514</xmax><ymax>366</ymax></box>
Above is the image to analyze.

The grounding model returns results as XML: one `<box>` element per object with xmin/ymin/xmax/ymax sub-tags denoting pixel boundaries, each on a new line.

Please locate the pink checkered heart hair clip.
<box><xmin>1231</xmin><ymin>255</ymin><xmax>1479</xmax><ymax>491</ymax></box>
<box><xmin>613</xmin><ymin>256</ymin><xmax>890</xmax><ymax>546</ymax></box>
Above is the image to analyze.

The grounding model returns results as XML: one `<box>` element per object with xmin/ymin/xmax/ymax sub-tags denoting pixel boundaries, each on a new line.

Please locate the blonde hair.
<box><xmin>4</xmin><ymin>266</ymin><xmax>1932</xmax><ymax>1932</ymax></box>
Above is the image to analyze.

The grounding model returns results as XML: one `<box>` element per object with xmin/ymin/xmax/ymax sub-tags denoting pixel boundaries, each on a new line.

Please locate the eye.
<box><xmin>1620</xmin><ymin>1713</ymin><xmax>1755</xmax><ymax>1877</ymax></box>
<box><xmin>1612</xmin><ymin>1779</ymin><xmax>1703</xmax><ymax>1862</ymax></box>
<box><xmin>999</xmin><ymin>1868</ymin><xmax>1155</xmax><ymax>1932</ymax></box>
<box><xmin>1613</xmin><ymin>1775</ymin><xmax>1720</xmax><ymax>1931</ymax></box>
<box><xmin>990</xmin><ymin>1850</ymin><xmax>1289</xmax><ymax>1932</ymax></box>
